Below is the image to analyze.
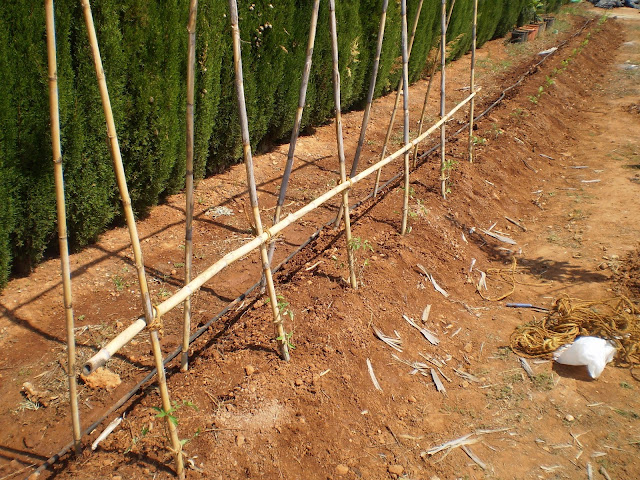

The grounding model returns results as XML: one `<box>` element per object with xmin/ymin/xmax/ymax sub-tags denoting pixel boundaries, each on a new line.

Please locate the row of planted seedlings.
<box><xmin>44</xmin><ymin>0</ymin><xmax>480</xmax><ymax>477</ymax></box>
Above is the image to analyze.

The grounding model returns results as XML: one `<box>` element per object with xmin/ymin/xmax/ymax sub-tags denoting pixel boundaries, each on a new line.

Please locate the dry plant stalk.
<box><xmin>334</xmin><ymin>0</ymin><xmax>389</xmax><ymax>227</ymax></box>
<box><xmin>417</xmin><ymin>264</ymin><xmax>449</xmax><ymax>298</ymax></box>
<box><xmin>45</xmin><ymin>0</ymin><xmax>81</xmax><ymax>454</ymax></box>
<box><xmin>373</xmin><ymin>0</ymin><xmax>424</xmax><ymax>198</ymax></box>
<box><xmin>329</xmin><ymin>0</ymin><xmax>357</xmax><ymax>289</ymax></box>
<box><xmin>468</xmin><ymin>0</ymin><xmax>478</xmax><ymax>163</ymax></box>
<box><xmin>431</xmin><ymin>368</ymin><xmax>447</xmax><ymax>394</ymax></box>
<box><xmin>80</xmin><ymin>1</ymin><xmax>184</xmax><ymax>475</ymax></box>
<box><xmin>229</xmin><ymin>0</ymin><xmax>290</xmax><ymax>360</ymax></box>
<box><xmin>268</xmin><ymin>0</ymin><xmax>320</xmax><ymax>265</ymax></box>
<box><xmin>478</xmin><ymin>227</ymin><xmax>517</xmax><ymax>245</ymax></box>
<box><xmin>366</xmin><ymin>358</ymin><xmax>383</xmax><ymax>391</ymax></box>
<box><xmin>372</xmin><ymin>325</ymin><xmax>403</xmax><ymax>352</ymax></box>
<box><xmin>182</xmin><ymin>0</ymin><xmax>198</xmax><ymax>373</ymax></box>
<box><xmin>403</xmin><ymin>314</ymin><xmax>439</xmax><ymax>345</ymax></box>
<box><xmin>422</xmin><ymin>304</ymin><xmax>432</xmax><ymax>322</ymax></box>
<box><xmin>462</xmin><ymin>445</ymin><xmax>487</xmax><ymax>470</ymax></box>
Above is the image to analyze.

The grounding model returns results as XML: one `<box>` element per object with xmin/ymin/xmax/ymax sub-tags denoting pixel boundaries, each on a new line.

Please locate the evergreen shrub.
<box><xmin>0</xmin><ymin>0</ymin><xmax>553</xmax><ymax>288</ymax></box>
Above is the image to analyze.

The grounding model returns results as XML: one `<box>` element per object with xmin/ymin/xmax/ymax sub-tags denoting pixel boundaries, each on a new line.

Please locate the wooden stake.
<box><xmin>440</xmin><ymin>0</ymin><xmax>447</xmax><ymax>199</ymax></box>
<box><xmin>84</xmin><ymin>91</ymin><xmax>478</xmax><ymax>367</ymax></box>
<box><xmin>267</xmin><ymin>0</ymin><xmax>320</xmax><ymax>267</ymax></box>
<box><xmin>400</xmin><ymin>0</ymin><xmax>410</xmax><ymax>235</ymax></box>
<box><xmin>182</xmin><ymin>0</ymin><xmax>198</xmax><ymax>373</ymax></box>
<box><xmin>229</xmin><ymin>0</ymin><xmax>290</xmax><ymax>359</ymax></box>
<box><xmin>373</xmin><ymin>0</ymin><xmax>424</xmax><ymax>198</ymax></box>
<box><xmin>79</xmin><ymin>1</ymin><xmax>184</xmax><ymax>476</ymax></box>
<box><xmin>468</xmin><ymin>0</ymin><xmax>478</xmax><ymax>163</ymax></box>
<box><xmin>333</xmin><ymin>0</ymin><xmax>389</xmax><ymax>228</ymax></box>
<box><xmin>45</xmin><ymin>0</ymin><xmax>82</xmax><ymax>455</ymax></box>
<box><xmin>412</xmin><ymin>0</ymin><xmax>455</xmax><ymax>167</ymax></box>
<box><xmin>329</xmin><ymin>0</ymin><xmax>357</xmax><ymax>289</ymax></box>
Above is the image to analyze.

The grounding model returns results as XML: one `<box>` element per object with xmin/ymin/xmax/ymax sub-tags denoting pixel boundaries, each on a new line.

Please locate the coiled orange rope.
<box><xmin>510</xmin><ymin>295</ymin><xmax>640</xmax><ymax>371</ymax></box>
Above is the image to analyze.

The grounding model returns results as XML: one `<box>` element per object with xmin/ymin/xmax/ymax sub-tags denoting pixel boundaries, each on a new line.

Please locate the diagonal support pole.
<box><xmin>266</xmin><ymin>0</ymin><xmax>321</xmax><ymax>271</ymax></box>
<box><xmin>228</xmin><ymin>0</ymin><xmax>290</xmax><ymax>360</ymax></box>
<box><xmin>79</xmin><ymin>1</ymin><xmax>184</xmax><ymax>476</ymax></box>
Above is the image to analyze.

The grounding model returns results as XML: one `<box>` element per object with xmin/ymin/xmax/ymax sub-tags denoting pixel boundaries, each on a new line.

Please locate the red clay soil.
<box><xmin>2</xmin><ymin>5</ymin><xmax>640</xmax><ymax>480</ymax></box>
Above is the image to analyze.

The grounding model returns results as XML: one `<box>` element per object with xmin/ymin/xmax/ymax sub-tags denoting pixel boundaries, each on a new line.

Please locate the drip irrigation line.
<box><xmin>30</xmin><ymin>16</ymin><xmax>596</xmax><ymax>479</ymax></box>
<box><xmin>418</xmin><ymin>17</ymin><xmax>593</xmax><ymax>162</ymax></box>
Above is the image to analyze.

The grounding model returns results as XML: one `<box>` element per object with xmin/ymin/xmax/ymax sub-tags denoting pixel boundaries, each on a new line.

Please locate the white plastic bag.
<box><xmin>553</xmin><ymin>336</ymin><xmax>617</xmax><ymax>379</ymax></box>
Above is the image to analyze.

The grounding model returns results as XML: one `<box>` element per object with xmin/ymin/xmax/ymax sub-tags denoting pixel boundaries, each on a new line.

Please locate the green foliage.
<box><xmin>0</xmin><ymin>0</ymin><xmax>545</xmax><ymax>288</ymax></box>
<box><xmin>493</xmin><ymin>0</ymin><xmax>527</xmax><ymax>38</ymax></box>
<box><xmin>0</xmin><ymin>7</ymin><xmax>14</xmax><ymax>287</ymax></box>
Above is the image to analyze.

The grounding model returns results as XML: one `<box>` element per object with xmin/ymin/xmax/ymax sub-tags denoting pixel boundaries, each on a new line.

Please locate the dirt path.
<box><xmin>1</xmin><ymin>6</ymin><xmax>640</xmax><ymax>480</ymax></box>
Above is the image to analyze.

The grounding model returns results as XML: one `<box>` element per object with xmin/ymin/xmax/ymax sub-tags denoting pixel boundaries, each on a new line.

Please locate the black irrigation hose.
<box><xmin>30</xmin><ymin>16</ymin><xmax>597</xmax><ymax>479</ymax></box>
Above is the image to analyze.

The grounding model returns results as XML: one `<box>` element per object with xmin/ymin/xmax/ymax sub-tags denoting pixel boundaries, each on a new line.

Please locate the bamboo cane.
<box><xmin>266</xmin><ymin>0</ymin><xmax>320</xmax><ymax>268</ymax></box>
<box><xmin>79</xmin><ymin>1</ymin><xmax>184</xmax><ymax>476</ymax></box>
<box><xmin>45</xmin><ymin>0</ymin><xmax>82</xmax><ymax>455</ymax></box>
<box><xmin>182</xmin><ymin>0</ymin><xmax>198</xmax><ymax>373</ymax></box>
<box><xmin>412</xmin><ymin>0</ymin><xmax>455</xmax><ymax>168</ymax></box>
<box><xmin>333</xmin><ymin>0</ymin><xmax>389</xmax><ymax>228</ymax></box>
<box><xmin>373</xmin><ymin>0</ymin><xmax>424</xmax><ymax>198</ymax></box>
<box><xmin>329</xmin><ymin>0</ymin><xmax>357</xmax><ymax>289</ymax></box>
<box><xmin>440</xmin><ymin>0</ymin><xmax>447</xmax><ymax>199</ymax></box>
<box><xmin>468</xmin><ymin>0</ymin><xmax>478</xmax><ymax>163</ymax></box>
<box><xmin>83</xmin><ymin>91</ymin><xmax>478</xmax><ymax>372</ymax></box>
<box><xmin>400</xmin><ymin>0</ymin><xmax>410</xmax><ymax>235</ymax></box>
<box><xmin>229</xmin><ymin>0</ymin><xmax>290</xmax><ymax>360</ymax></box>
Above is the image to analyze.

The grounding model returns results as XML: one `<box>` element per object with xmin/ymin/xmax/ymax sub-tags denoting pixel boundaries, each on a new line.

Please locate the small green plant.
<box><xmin>330</xmin><ymin>254</ymin><xmax>345</xmax><ymax>269</ymax></box>
<box><xmin>153</xmin><ymin>399</ymin><xmax>199</xmax><ymax>427</ymax></box>
<box><xmin>414</xmin><ymin>198</ymin><xmax>429</xmax><ymax>217</ymax></box>
<box><xmin>471</xmin><ymin>135</ymin><xmax>486</xmax><ymax>145</ymax></box>
<box><xmin>125</xmin><ymin>425</ymin><xmax>150</xmax><ymax>454</ymax></box>
<box><xmin>528</xmin><ymin>95</ymin><xmax>539</xmax><ymax>105</ymax></box>
<box><xmin>489</xmin><ymin>123</ymin><xmax>503</xmax><ymax>139</ymax></box>
<box><xmin>614</xmin><ymin>408</ymin><xmax>640</xmax><ymax>419</ymax></box>
<box><xmin>276</xmin><ymin>330</ymin><xmax>296</xmax><ymax>351</ymax></box>
<box><xmin>348</xmin><ymin>237</ymin><xmax>373</xmax><ymax>253</ymax></box>
<box><xmin>621</xmin><ymin>381</ymin><xmax>633</xmax><ymax>390</ymax></box>
<box><xmin>443</xmin><ymin>158</ymin><xmax>458</xmax><ymax>172</ymax></box>
<box><xmin>510</xmin><ymin>108</ymin><xmax>528</xmax><ymax>120</ymax></box>
<box><xmin>267</xmin><ymin>294</ymin><xmax>294</xmax><ymax>320</ymax></box>
<box><xmin>533</xmin><ymin>372</ymin><xmax>555</xmax><ymax>391</ymax></box>
<box><xmin>547</xmin><ymin>231</ymin><xmax>560</xmax><ymax>244</ymax></box>
<box><xmin>157</xmin><ymin>287</ymin><xmax>171</xmax><ymax>299</ymax></box>
<box><xmin>493</xmin><ymin>347</ymin><xmax>511</xmax><ymax>360</ymax></box>
<box><xmin>180</xmin><ymin>428</ymin><xmax>201</xmax><ymax>447</ymax></box>
<box><xmin>112</xmin><ymin>275</ymin><xmax>125</xmax><ymax>292</ymax></box>
<box><xmin>174</xmin><ymin>262</ymin><xmax>185</xmax><ymax>268</ymax></box>
<box><xmin>349</xmin><ymin>237</ymin><xmax>375</xmax><ymax>285</ymax></box>
<box><xmin>268</xmin><ymin>295</ymin><xmax>295</xmax><ymax>349</ymax></box>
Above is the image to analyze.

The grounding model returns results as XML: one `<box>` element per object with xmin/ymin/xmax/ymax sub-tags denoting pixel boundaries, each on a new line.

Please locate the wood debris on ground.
<box><xmin>366</xmin><ymin>358</ymin><xmax>382</xmax><ymax>391</ymax></box>
<box><xmin>416</xmin><ymin>264</ymin><xmax>450</xmax><ymax>298</ymax></box>
<box><xmin>372</xmin><ymin>325</ymin><xmax>403</xmax><ymax>352</ymax></box>
<box><xmin>403</xmin><ymin>314</ymin><xmax>439</xmax><ymax>345</ymax></box>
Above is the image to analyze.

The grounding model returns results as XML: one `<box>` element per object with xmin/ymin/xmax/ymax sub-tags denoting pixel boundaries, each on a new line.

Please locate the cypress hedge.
<box><xmin>0</xmin><ymin>0</ymin><xmax>567</xmax><ymax>288</ymax></box>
